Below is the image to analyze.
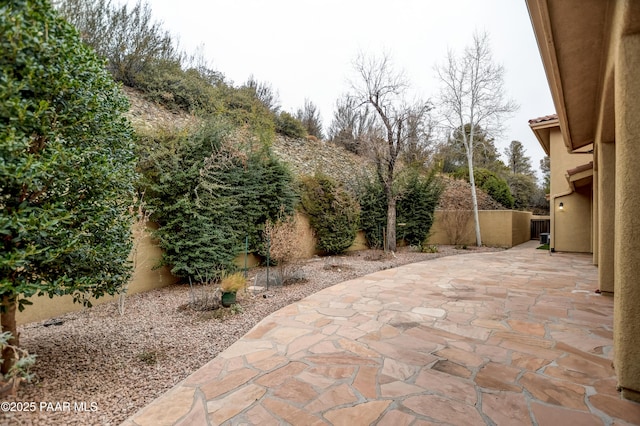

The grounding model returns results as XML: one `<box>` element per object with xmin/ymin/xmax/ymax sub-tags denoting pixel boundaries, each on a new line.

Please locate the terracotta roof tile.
<box><xmin>528</xmin><ymin>114</ymin><xmax>558</xmax><ymax>124</ymax></box>
<box><xmin>567</xmin><ymin>161</ymin><xmax>593</xmax><ymax>176</ymax></box>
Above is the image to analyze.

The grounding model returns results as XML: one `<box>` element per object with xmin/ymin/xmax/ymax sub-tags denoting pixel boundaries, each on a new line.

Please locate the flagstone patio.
<box><xmin>124</xmin><ymin>241</ymin><xmax>640</xmax><ymax>425</ymax></box>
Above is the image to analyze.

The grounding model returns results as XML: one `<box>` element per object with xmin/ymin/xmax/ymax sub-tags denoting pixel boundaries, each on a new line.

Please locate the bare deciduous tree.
<box><xmin>296</xmin><ymin>99</ymin><xmax>324</xmax><ymax>139</ymax></box>
<box><xmin>56</xmin><ymin>0</ymin><xmax>177</xmax><ymax>85</ymax></box>
<box><xmin>440</xmin><ymin>210</ymin><xmax>473</xmax><ymax>245</ymax></box>
<box><xmin>350</xmin><ymin>52</ymin><xmax>432</xmax><ymax>252</ymax></box>
<box><xmin>328</xmin><ymin>94</ymin><xmax>379</xmax><ymax>154</ymax></box>
<box><xmin>403</xmin><ymin>109</ymin><xmax>436</xmax><ymax>167</ymax></box>
<box><xmin>436</xmin><ymin>31</ymin><xmax>518</xmax><ymax>246</ymax></box>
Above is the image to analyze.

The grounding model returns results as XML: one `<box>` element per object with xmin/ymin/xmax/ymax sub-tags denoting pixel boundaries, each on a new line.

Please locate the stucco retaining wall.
<box><xmin>427</xmin><ymin>210</ymin><xmax>532</xmax><ymax>247</ymax></box>
<box><xmin>17</xmin><ymin>210</ymin><xmax>532</xmax><ymax>325</ymax></box>
<box><xmin>16</xmin><ymin>222</ymin><xmax>178</xmax><ymax>325</ymax></box>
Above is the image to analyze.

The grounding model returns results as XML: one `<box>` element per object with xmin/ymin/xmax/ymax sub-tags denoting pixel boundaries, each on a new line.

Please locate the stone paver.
<box><xmin>125</xmin><ymin>242</ymin><xmax>640</xmax><ymax>425</ymax></box>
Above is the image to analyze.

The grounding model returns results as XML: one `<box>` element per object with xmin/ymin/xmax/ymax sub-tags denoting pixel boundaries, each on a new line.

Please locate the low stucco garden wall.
<box><xmin>427</xmin><ymin>210</ymin><xmax>532</xmax><ymax>247</ymax></box>
<box><xmin>18</xmin><ymin>210</ymin><xmax>531</xmax><ymax>325</ymax></box>
<box><xmin>16</xmin><ymin>222</ymin><xmax>178</xmax><ymax>325</ymax></box>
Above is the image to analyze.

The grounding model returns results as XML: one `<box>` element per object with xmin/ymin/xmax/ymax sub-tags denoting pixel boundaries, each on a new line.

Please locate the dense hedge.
<box><xmin>137</xmin><ymin>120</ymin><xmax>296</xmax><ymax>278</ymax></box>
<box><xmin>299</xmin><ymin>173</ymin><xmax>360</xmax><ymax>254</ymax></box>
<box><xmin>358</xmin><ymin>170</ymin><xmax>442</xmax><ymax>248</ymax></box>
<box><xmin>357</xmin><ymin>177</ymin><xmax>387</xmax><ymax>249</ymax></box>
<box><xmin>454</xmin><ymin>167</ymin><xmax>514</xmax><ymax>209</ymax></box>
<box><xmin>397</xmin><ymin>170</ymin><xmax>443</xmax><ymax>246</ymax></box>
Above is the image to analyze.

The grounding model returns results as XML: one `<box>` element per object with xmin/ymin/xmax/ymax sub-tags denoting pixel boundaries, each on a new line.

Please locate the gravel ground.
<box><xmin>1</xmin><ymin>245</ymin><xmax>502</xmax><ymax>426</ymax></box>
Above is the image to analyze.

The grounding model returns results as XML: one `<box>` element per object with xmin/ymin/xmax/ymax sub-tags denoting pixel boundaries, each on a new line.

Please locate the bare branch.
<box><xmin>346</xmin><ymin>52</ymin><xmax>432</xmax><ymax>252</ymax></box>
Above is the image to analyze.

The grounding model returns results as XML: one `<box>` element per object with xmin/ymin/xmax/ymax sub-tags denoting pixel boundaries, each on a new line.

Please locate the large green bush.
<box><xmin>506</xmin><ymin>173</ymin><xmax>537</xmax><ymax>210</ymax></box>
<box><xmin>357</xmin><ymin>176</ymin><xmax>387</xmax><ymax>248</ymax></box>
<box><xmin>275</xmin><ymin>111</ymin><xmax>307</xmax><ymax>139</ymax></box>
<box><xmin>358</xmin><ymin>170</ymin><xmax>442</xmax><ymax>248</ymax></box>
<box><xmin>1</xmin><ymin>0</ymin><xmax>136</xmax><ymax>372</ymax></box>
<box><xmin>454</xmin><ymin>167</ymin><xmax>514</xmax><ymax>209</ymax></box>
<box><xmin>397</xmin><ymin>170</ymin><xmax>443</xmax><ymax>246</ymax></box>
<box><xmin>299</xmin><ymin>174</ymin><xmax>360</xmax><ymax>254</ymax></box>
<box><xmin>134</xmin><ymin>59</ymin><xmax>223</xmax><ymax>114</ymax></box>
<box><xmin>138</xmin><ymin>121</ymin><xmax>295</xmax><ymax>278</ymax></box>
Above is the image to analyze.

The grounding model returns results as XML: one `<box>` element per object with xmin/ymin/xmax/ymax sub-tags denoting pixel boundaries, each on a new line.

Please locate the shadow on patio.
<box><xmin>125</xmin><ymin>241</ymin><xmax>640</xmax><ymax>425</ymax></box>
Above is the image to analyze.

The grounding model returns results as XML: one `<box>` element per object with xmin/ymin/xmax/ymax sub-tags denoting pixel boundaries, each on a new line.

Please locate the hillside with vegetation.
<box><xmin>51</xmin><ymin>0</ymin><xmax>550</xmax><ymax>271</ymax></box>
<box><xmin>124</xmin><ymin>85</ymin><xmax>505</xmax><ymax>211</ymax></box>
<box><xmin>123</xmin><ymin>81</ymin><xmax>508</xmax><ymax>211</ymax></box>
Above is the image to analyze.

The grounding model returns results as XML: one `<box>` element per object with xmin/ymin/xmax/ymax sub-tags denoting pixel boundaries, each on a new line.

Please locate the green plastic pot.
<box><xmin>221</xmin><ymin>291</ymin><xmax>236</xmax><ymax>307</ymax></box>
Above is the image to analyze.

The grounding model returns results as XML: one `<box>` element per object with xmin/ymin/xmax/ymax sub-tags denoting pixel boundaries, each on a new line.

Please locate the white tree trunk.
<box><xmin>467</xmin><ymin>152</ymin><xmax>482</xmax><ymax>246</ymax></box>
<box><xmin>435</xmin><ymin>31</ymin><xmax>517</xmax><ymax>249</ymax></box>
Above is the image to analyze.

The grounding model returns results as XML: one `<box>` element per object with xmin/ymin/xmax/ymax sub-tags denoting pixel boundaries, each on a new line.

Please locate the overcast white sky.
<box><xmin>127</xmin><ymin>0</ymin><xmax>555</xmax><ymax>179</ymax></box>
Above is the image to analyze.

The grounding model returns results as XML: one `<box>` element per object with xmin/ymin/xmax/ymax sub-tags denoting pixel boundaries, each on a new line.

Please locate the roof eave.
<box><xmin>526</xmin><ymin>0</ymin><xmax>575</xmax><ymax>152</ymax></box>
<box><xmin>529</xmin><ymin>118</ymin><xmax>560</xmax><ymax>156</ymax></box>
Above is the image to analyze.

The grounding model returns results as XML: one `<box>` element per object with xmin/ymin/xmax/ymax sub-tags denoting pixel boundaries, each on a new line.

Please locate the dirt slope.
<box><xmin>123</xmin><ymin>87</ymin><xmax>503</xmax><ymax>210</ymax></box>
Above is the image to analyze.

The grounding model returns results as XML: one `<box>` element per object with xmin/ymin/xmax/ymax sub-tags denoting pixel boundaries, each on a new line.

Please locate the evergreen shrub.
<box><xmin>397</xmin><ymin>170</ymin><xmax>443</xmax><ymax>246</ymax></box>
<box><xmin>454</xmin><ymin>167</ymin><xmax>514</xmax><ymax>209</ymax></box>
<box><xmin>1</xmin><ymin>0</ymin><xmax>137</xmax><ymax>310</ymax></box>
<box><xmin>275</xmin><ymin>111</ymin><xmax>306</xmax><ymax>139</ymax></box>
<box><xmin>357</xmin><ymin>177</ymin><xmax>387</xmax><ymax>248</ymax></box>
<box><xmin>1</xmin><ymin>0</ymin><xmax>137</xmax><ymax>375</ymax></box>
<box><xmin>299</xmin><ymin>174</ymin><xmax>360</xmax><ymax>254</ymax></box>
<box><xmin>358</xmin><ymin>169</ymin><xmax>442</xmax><ymax>248</ymax></box>
<box><xmin>138</xmin><ymin>121</ymin><xmax>295</xmax><ymax>279</ymax></box>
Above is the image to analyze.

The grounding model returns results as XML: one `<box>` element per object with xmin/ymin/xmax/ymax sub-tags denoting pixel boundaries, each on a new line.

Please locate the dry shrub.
<box><xmin>0</xmin><ymin>332</ymin><xmax>35</xmax><ymax>397</ymax></box>
<box><xmin>322</xmin><ymin>258</ymin><xmax>352</xmax><ymax>271</ymax></box>
<box><xmin>440</xmin><ymin>210</ymin><xmax>473</xmax><ymax>245</ymax></box>
<box><xmin>264</xmin><ymin>211</ymin><xmax>312</xmax><ymax>285</ymax></box>
<box><xmin>186</xmin><ymin>271</ymin><xmax>245</xmax><ymax>312</ymax></box>
<box><xmin>363</xmin><ymin>249</ymin><xmax>393</xmax><ymax>261</ymax></box>
<box><xmin>220</xmin><ymin>272</ymin><xmax>246</xmax><ymax>293</ymax></box>
<box><xmin>188</xmin><ymin>280</ymin><xmax>222</xmax><ymax>311</ymax></box>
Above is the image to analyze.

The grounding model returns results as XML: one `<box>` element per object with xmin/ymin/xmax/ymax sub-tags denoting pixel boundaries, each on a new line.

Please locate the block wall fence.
<box><xmin>17</xmin><ymin>210</ymin><xmax>531</xmax><ymax>325</ymax></box>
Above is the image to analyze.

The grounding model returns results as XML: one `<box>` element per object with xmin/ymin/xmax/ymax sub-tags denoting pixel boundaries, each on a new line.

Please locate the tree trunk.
<box><xmin>1</xmin><ymin>295</ymin><xmax>18</xmax><ymax>376</ymax></box>
<box><xmin>467</xmin><ymin>155</ymin><xmax>483</xmax><ymax>246</ymax></box>
<box><xmin>386</xmin><ymin>195</ymin><xmax>397</xmax><ymax>252</ymax></box>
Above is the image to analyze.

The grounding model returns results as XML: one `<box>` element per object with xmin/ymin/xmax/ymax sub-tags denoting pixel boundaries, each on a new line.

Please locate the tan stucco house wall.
<box><xmin>530</xmin><ymin>119</ymin><xmax>593</xmax><ymax>253</ymax></box>
<box><xmin>527</xmin><ymin>0</ymin><xmax>640</xmax><ymax>402</ymax></box>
